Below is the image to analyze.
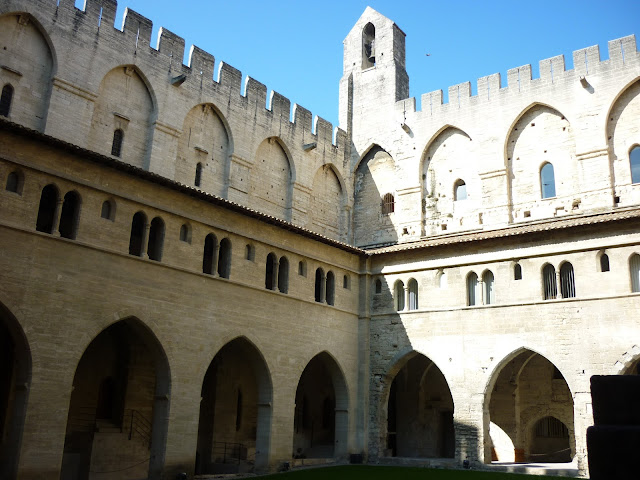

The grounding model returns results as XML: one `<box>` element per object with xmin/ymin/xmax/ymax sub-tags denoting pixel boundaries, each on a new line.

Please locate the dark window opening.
<box><xmin>600</xmin><ymin>253</ymin><xmax>610</xmax><ymax>272</ymax></box>
<box><xmin>101</xmin><ymin>200</ymin><xmax>113</xmax><ymax>220</ymax></box>
<box><xmin>362</xmin><ymin>22</ymin><xmax>376</xmax><ymax>69</ymax></box>
<box><xmin>560</xmin><ymin>262</ymin><xmax>575</xmax><ymax>298</ymax></box>
<box><xmin>543</xmin><ymin>264</ymin><xmax>557</xmax><ymax>300</ymax></box>
<box><xmin>0</xmin><ymin>84</ymin><xmax>13</xmax><ymax>117</ymax></box>
<box><xmin>265</xmin><ymin>253</ymin><xmax>277</xmax><ymax>290</ymax></box>
<box><xmin>278</xmin><ymin>256</ymin><xmax>289</xmax><ymax>294</ymax></box>
<box><xmin>245</xmin><ymin>244</ymin><xmax>255</xmax><ymax>261</ymax></box>
<box><xmin>326</xmin><ymin>271</ymin><xmax>335</xmax><ymax>306</ymax></box>
<box><xmin>514</xmin><ymin>263</ymin><xmax>522</xmax><ymax>280</ymax></box>
<box><xmin>59</xmin><ymin>191</ymin><xmax>81</xmax><ymax>240</ymax></box>
<box><xmin>36</xmin><ymin>184</ymin><xmax>58</xmax><ymax>234</ymax></box>
<box><xmin>5</xmin><ymin>171</ymin><xmax>22</xmax><ymax>194</ymax></box>
<box><xmin>467</xmin><ymin>273</ymin><xmax>478</xmax><ymax>306</ymax></box>
<box><xmin>381</xmin><ymin>193</ymin><xmax>395</xmax><ymax>214</ymax></box>
<box><xmin>179</xmin><ymin>224</ymin><xmax>190</xmax><ymax>243</ymax></box>
<box><xmin>395</xmin><ymin>280</ymin><xmax>405</xmax><ymax>311</ymax></box>
<box><xmin>343</xmin><ymin>274</ymin><xmax>349</xmax><ymax>289</ymax></box>
<box><xmin>195</xmin><ymin>162</ymin><xmax>203</xmax><ymax>187</ymax></box>
<box><xmin>375</xmin><ymin>279</ymin><xmax>382</xmax><ymax>294</ymax></box>
<box><xmin>217</xmin><ymin>238</ymin><xmax>231</xmax><ymax>278</ymax></box>
<box><xmin>298</xmin><ymin>260</ymin><xmax>306</xmax><ymax>277</ymax></box>
<box><xmin>147</xmin><ymin>217</ymin><xmax>165</xmax><ymax>261</ymax></box>
<box><xmin>315</xmin><ymin>268</ymin><xmax>324</xmax><ymax>303</ymax></box>
<box><xmin>111</xmin><ymin>129</ymin><xmax>124</xmax><ymax>157</ymax></box>
<box><xmin>128</xmin><ymin>211</ymin><xmax>146</xmax><ymax>256</ymax></box>
<box><xmin>203</xmin><ymin>234</ymin><xmax>217</xmax><ymax>275</ymax></box>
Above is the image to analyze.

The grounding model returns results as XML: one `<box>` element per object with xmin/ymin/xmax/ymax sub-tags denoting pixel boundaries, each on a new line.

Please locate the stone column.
<box><xmin>53</xmin><ymin>199</ymin><xmax>63</xmax><ymax>236</ymax></box>
<box><xmin>404</xmin><ymin>286</ymin><xmax>409</xmax><ymax>311</ymax></box>
<box><xmin>141</xmin><ymin>223</ymin><xmax>150</xmax><ymax>259</ymax></box>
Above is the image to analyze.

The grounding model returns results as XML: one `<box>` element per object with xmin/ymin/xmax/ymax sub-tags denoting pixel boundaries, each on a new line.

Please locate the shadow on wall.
<box><xmin>353</xmin><ymin>146</ymin><xmax>399</xmax><ymax>248</ymax></box>
<box><xmin>366</xmin><ymin>307</ymin><xmax>479</xmax><ymax>465</ymax></box>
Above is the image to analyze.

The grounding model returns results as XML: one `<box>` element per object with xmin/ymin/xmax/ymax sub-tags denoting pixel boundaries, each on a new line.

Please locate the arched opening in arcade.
<box><xmin>622</xmin><ymin>355</ymin><xmax>640</xmax><ymax>375</ymax></box>
<box><xmin>384</xmin><ymin>352</ymin><xmax>455</xmax><ymax>459</ymax></box>
<box><xmin>60</xmin><ymin>318</ymin><xmax>170</xmax><ymax>480</ymax></box>
<box><xmin>293</xmin><ymin>352</ymin><xmax>349</xmax><ymax>460</ymax></box>
<box><xmin>0</xmin><ymin>302</ymin><xmax>31</xmax><ymax>480</ymax></box>
<box><xmin>485</xmin><ymin>349</ymin><xmax>574</xmax><ymax>464</ymax></box>
<box><xmin>195</xmin><ymin>337</ymin><xmax>272</xmax><ymax>475</ymax></box>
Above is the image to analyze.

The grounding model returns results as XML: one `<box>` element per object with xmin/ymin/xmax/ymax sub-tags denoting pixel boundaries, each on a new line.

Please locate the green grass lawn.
<box><xmin>255</xmin><ymin>465</ymin><xmax>569</xmax><ymax>479</ymax></box>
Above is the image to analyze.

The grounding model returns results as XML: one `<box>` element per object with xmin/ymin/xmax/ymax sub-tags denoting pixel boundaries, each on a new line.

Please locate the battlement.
<box><xmin>32</xmin><ymin>0</ymin><xmax>345</xmax><ymax>148</ymax></box>
<box><xmin>399</xmin><ymin>34</ymin><xmax>639</xmax><ymax>117</ymax></box>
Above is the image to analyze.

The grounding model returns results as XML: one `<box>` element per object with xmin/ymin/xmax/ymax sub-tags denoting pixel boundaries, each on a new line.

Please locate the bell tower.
<box><xmin>339</xmin><ymin>7</ymin><xmax>409</xmax><ymax>135</ymax></box>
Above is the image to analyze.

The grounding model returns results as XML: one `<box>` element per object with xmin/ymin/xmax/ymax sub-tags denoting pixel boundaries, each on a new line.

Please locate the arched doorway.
<box><xmin>60</xmin><ymin>318</ymin><xmax>170</xmax><ymax>480</ymax></box>
<box><xmin>485</xmin><ymin>349</ymin><xmax>574</xmax><ymax>464</ymax></box>
<box><xmin>384</xmin><ymin>353</ymin><xmax>454</xmax><ymax>459</ymax></box>
<box><xmin>195</xmin><ymin>337</ymin><xmax>272</xmax><ymax>474</ymax></box>
<box><xmin>0</xmin><ymin>302</ymin><xmax>31</xmax><ymax>480</ymax></box>
<box><xmin>293</xmin><ymin>352</ymin><xmax>349</xmax><ymax>460</ymax></box>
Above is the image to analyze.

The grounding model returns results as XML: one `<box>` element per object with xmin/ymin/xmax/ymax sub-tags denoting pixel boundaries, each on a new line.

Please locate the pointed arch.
<box><xmin>420</xmin><ymin>125</ymin><xmax>477</xmax><ymax>235</ymax></box>
<box><xmin>352</xmin><ymin>141</ymin><xmax>394</xmax><ymax>177</ymax></box>
<box><xmin>62</xmin><ymin>316</ymin><xmax>170</xmax><ymax>480</ymax></box>
<box><xmin>293</xmin><ymin>350</ymin><xmax>350</xmax><ymax>459</ymax></box>
<box><xmin>505</xmin><ymin>103</ymin><xmax>574</xmax><ymax>218</ymax></box>
<box><xmin>502</xmin><ymin>102</ymin><xmax>572</xmax><ymax>161</ymax></box>
<box><xmin>88</xmin><ymin>65</ymin><xmax>157</xmax><ymax>168</ymax></box>
<box><xmin>603</xmin><ymin>75</ymin><xmax>640</xmax><ymax>147</ymax></box>
<box><xmin>0</xmin><ymin>12</ymin><xmax>56</xmax><ymax>130</ymax></box>
<box><xmin>419</xmin><ymin>124</ymin><xmax>472</xmax><ymax>178</ymax></box>
<box><xmin>614</xmin><ymin>345</ymin><xmax>640</xmax><ymax>375</ymax></box>
<box><xmin>196</xmin><ymin>336</ymin><xmax>273</xmax><ymax>473</ymax></box>
<box><xmin>0</xmin><ymin>299</ymin><xmax>32</xmax><ymax>480</ymax></box>
<box><xmin>483</xmin><ymin>347</ymin><xmax>575</xmax><ymax>464</ymax></box>
<box><xmin>309</xmin><ymin>163</ymin><xmax>347</xmax><ymax>241</ymax></box>
<box><xmin>251</xmin><ymin>136</ymin><xmax>295</xmax><ymax>221</ymax></box>
<box><xmin>377</xmin><ymin>349</ymin><xmax>454</xmax><ymax>459</ymax></box>
<box><xmin>606</xmin><ymin>77</ymin><xmax>640</xmax><ymax>190</ymax></box>
<box><xmin>353</xmin><ymin>144</ymin><xmax>397</xmax><ymax>246</ymax></box>
<box><xmin>176</xmin><ymin>103</ymin><xmax>233</xmax><ymax>197</ymax></box>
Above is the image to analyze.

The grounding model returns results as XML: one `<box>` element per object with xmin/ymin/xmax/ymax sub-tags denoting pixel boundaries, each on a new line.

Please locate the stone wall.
<box><xmin>0</xmin><ymin>125</ymin><xmax>363</xmax><ymax>479</ymax></box>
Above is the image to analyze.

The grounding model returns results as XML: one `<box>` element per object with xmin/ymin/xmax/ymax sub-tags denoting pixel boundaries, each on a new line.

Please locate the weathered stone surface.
<box><xmin>1</xmin><ymin>3</ymin><xmax>640</xmax><ymax>480</ymax></box>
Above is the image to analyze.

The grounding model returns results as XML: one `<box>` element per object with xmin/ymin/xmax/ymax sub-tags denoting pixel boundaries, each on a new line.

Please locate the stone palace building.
<box><xmin>1</xmin><ymin>1</ymin><xmax>639</xmax><ymax>479</ymax></box>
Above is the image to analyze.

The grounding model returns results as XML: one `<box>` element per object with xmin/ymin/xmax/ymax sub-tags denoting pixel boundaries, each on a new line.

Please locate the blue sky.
<box><xmin>76</xmin><ymin>0</ymin><xmax>640</xmax><ymax>130</ymax></box>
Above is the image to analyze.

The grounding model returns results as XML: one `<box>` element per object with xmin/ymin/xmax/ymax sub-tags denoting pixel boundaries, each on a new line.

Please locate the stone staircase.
<box><xmin>89</xmin><ymin>419</ymin><xmax>150</xmax><ymax>480</ymax></box>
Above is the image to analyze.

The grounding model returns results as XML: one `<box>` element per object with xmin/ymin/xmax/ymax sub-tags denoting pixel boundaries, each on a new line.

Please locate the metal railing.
<box><xmin>124</xmin><ymin>409</ymin><xmax>152</xmax><ymax>448</ymax></box>
<box><xmin>212</xmin><ymin>442</ymin><xmax>248</xmax><ymax>465</ymax></box>
<box><xmin>66</xmin><ymin>406</ymin><xmax>152</xmax><ymax>449</ymax></box>
<box><xmin>66</xmin><ymin>406</ymin><xmax>98</xmax><ymax>433</ymax></box>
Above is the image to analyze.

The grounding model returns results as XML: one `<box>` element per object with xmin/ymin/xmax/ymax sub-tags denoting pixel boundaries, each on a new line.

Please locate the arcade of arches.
<box><xmin>3</xmin><ymin>292</ymin><xmax>640</xmax><ymax>477</ymax></box>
